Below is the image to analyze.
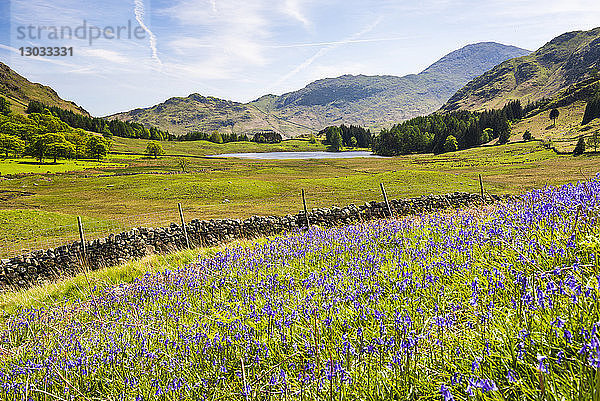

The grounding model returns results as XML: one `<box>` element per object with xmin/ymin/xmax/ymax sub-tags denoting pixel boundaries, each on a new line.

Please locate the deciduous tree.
<box><xmin>145</xmin><ymin>141</ymin><xmax>165</xmax><ymax>158</ymax></box>
<box><xmin>210</xmin><ymin>131</ymin><xmax>223</xmax><ymax>144</ymax></box>
<box><xmin>176</xmin><ymin>157</ymin><xmax>189</xmax><ymax>172</ymax></box>
<box><xmin>0</xmin><ymin>96</ymin><xmax>11</xmax><ymax>116</ymax></box>
<box><xmin>0</xmin><ymin>133</ymin><xmax>25</xmax><ymax>158</ymax></box>
<box><xmin>87</xmin><ymin>135</ymin><xmax>110</xmax><ymax>161</ymax></box>
<box><xmin>550</xmin><ymin>108</ymin><xmax>559</xmax><ymax>127</ymax></box>
<box><xmin>443</xmin><ymin>135</ymin><xmax>458</xmax><ymax>152</ymax></box>
<box><xmin>586</xmin><ymin>131</ymin><xmax>599</xmax><ymax>153</ymax></box>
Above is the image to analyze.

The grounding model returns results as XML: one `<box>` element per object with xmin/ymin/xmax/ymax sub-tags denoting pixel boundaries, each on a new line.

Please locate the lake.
<box><xmin>207</xmin><ymin>151</ymin><xmax>382</xmax><ymax>160</ymax></box>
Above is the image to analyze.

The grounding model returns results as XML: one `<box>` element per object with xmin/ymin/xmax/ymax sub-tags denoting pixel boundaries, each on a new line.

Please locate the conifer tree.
<box><xmin>573</xmin><ymin>136</ymin><xmax>585</xmax><ymax>155</ymax></box>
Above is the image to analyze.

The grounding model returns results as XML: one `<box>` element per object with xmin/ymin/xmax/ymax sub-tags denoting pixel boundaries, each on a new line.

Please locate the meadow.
<box><xmin>0</xmin><ymin>139</ymin><xmax>599</xmax><ymax>257</ymax></box>
<box><xmin>0</xmin><ymin>179</ymin><xmax>598</xmax><ymax>400</ymax></box>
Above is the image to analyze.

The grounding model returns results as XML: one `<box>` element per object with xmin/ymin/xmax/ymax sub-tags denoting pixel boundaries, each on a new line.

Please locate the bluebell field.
<box><xmin>1</xmin><ymin>178</ymin><xmax>599</xmax><ymax>400</ymax></box>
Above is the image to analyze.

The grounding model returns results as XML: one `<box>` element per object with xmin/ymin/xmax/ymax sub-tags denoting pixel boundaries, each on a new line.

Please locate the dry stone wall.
<box><xmin>0</xmin><ymin>192</ymin><xmax>505</xmax><ymax>289</ymax></box>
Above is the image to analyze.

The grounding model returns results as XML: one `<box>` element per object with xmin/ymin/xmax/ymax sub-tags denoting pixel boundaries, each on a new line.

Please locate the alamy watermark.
<box><xmin>14</xmin><ymin>20</ymin><xmax>147</xmax><ymax>46</ymax></box>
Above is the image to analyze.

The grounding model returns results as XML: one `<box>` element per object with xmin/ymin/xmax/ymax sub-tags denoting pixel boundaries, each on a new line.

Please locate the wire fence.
<box><xmin>0</xmin><ymin>209</ymin><xmax>184</xmax><ymax>259</ymax></box>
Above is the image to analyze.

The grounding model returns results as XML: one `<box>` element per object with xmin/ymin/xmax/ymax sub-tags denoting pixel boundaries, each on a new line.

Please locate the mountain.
<box><xmin>109</xmin><ymin>94</ymin><xmax>313</xmax><ymax>136</ymax></box>
<box><xmin>440</xmin><ymin>27</ymin><xmax>600</xmax><ymax>112</ymax></box>
<box><xmin>0</xmin><ymin>62</ymin><xmax>89</xmax><ymax>115</ymax></box>
<box><xmin>109</xmin><ymin>42</ymin><xmax>529</xmax><ymax>137</ymax></box>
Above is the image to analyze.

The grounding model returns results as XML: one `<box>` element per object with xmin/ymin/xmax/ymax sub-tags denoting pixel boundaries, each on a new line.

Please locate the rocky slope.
<box><xmin>440</xmin><ymin>27</ymin><xmax>600</xmax><ymax>112</ymax></box>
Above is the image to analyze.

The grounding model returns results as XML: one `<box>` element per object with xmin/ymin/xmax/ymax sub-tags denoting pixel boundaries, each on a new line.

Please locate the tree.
<box><xmin>372</xmin><ymin>129</ymin><xmax>402</xmax><ymax>156</ymax></box>
<box><xmin>349</xmin><ymin>136</ymin><xmax>358</xmax><ymax>147</ymax></box>
<box><xmin>582</xmin><ymin>96</ymin><xmax>600</xmax><ymax>125</ymax></box>
<box><xmin>87</xmin><ymin>135</ymin><xmax>110</xmax><ymax>161</ymax></box>
<box><xmin>145</xmin><ymin>141</ymin><xmax>165</xmax><ymax>158</ymax></box>
<box><xmin>64</xmin><ymin>129</ymin><xmax>89</xmax><ymax>159</ymax></box>
<box><xmin>176</xmin><ymin>157</ymin><xmax>189</xmax><ymax>172</ymax></box>
<box><xmin>550</xmin><ymin>108</ymin><xmax>559</xmax><ymax>127</ymax></box>
<box><xmin>308</xmin><ymin>134</ymin><xmax>317</xmax><ymax>144</ymax></box>
<box><xmin>47</xmin><ymin>141</ymin><xmax>75</xmax><ymax>163</ymax></box>
<box><xmin>523</xmin><ymin>130</ymin><xmax>533</xmax><ymax>141</ymax></box>
<box><xmin>28</xmin><ymin>133</ymin><xmax>73</xmax><ymax>162</ymax></box>
<box><xmin>573</xmin><ymin>136</ymin><xmax>585</xmax><ymax>155</ymax></box>
<box><xmin>443</xmin><ymin>135</ymin><xmax>458</xmax><ymax>153</ymax></box>
<box><xmin>497</xmin><ymin>119</ymin><xmax>511</xmax><ymax>144</ymax></box>
<box><xmin>330</xmin><ymin>128</ymin><xmax>343</xmax><ymax>152</ymax></box>
<box><xmin>0</xmin><ymin>133</ymin><xmax>25</xmax><ymax>158</ymax></box>
<box><xmin>210</xmin><ymin>131</ymin><xmax>223</xmax><ymax>144</ymax></box>
<box><xmin>587</xmin><ymin>131</ymin><xmax>600</xmax><ymax>152</ymax></box>
<box><xmin>0</xmin><ymin>96</ymin><xmax>10</xmax><ymax>116</ymax></box>
<box><xmin>481</xmin><ymin>128</ymin><xmax>493</xmax><ymax>144</ymax></box>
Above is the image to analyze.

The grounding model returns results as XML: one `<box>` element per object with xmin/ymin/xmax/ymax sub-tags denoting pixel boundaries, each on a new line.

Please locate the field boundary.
<box><xmin>0</xmin><ymin>192</ymin><xmax>505</xmax><ymax>290</ymax></box>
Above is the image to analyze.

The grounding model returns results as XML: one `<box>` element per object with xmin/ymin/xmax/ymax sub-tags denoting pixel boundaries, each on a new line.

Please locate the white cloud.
<box><xmin>161</xmin><ymin>0</ymin><xmax>313</xmax><ymax>70</ymax></box>
<box><xmin>134</xmin><ymin>0</ymin><xmax>162</xmax><ymax>66</ymax></box>
<box><xmin>281</xmin><ymin>0</ymin><xmax>311</xmax><ymax>27</ymax></box>
<box><xmin>79</xmin><ymin>48</ymin><xmax>131</xmax><ymax>64</ymax></box>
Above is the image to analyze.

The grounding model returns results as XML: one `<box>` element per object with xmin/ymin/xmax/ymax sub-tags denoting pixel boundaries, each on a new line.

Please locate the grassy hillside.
<box><xmin>0</xmin><ymin>180</ymin><xmax>599</xmax><ymax>399</ymax></box>
<box><xmin>0</xmin><ymin>62</ymin><xmax>89</xmax><ymax>115</ymax></box>
<box><xmin>504</xmin><ymin>75</ymin><xmax>600</xmax><ymax>152</ymax></box>
<box><xmin>511</xmin><ymin>100</ymin><xmax>600</xmax><ymax>152</ymax></box>
<box><xmin>109</xmin><ymin>94</ymin><xmax>315</xmax><ymax>137</ymax></box>
<box><xmin>441</xmin><ymin>27</ymin><xmax>600</xmax><ymax>112</ymax></box>
<box><xmin>109</xmin><ymin>43</ymin><xmax>529</xmax><ymax>137</ymax></box>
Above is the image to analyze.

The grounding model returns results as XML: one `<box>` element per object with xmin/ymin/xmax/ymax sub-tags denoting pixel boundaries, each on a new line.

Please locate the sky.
<box><xmin>1</xmin><ymin>0</ymin><xmax>600</xmax><ymax>116</ymax></box>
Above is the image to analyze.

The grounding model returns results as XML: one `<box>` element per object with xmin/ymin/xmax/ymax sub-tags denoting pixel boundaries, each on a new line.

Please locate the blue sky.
<box><xmin>1</xmin><ymin>0</ymin><xmax>600</xmax><ymax>116</ymax></box>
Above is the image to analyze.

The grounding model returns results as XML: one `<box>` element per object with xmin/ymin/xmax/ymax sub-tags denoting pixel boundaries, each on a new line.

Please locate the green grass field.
<box><xmin>0</xmin><ymin>158</ymin><xmax>126</xmax><ymax>175</ymax></box>
<box><xmin>0</xmin><ymin>139</ymin><xmax>598</xmax><ymax>257</ymax></box>
<box><xmin>110</xmin><ymin>137</ymin><xmax>329</xmax><ymax>156</ymax></box>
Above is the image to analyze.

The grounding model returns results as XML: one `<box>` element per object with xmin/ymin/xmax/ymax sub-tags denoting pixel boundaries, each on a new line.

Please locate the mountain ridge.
<box><xmin>440</xmin><ymin>27</ymin><xmax>600</xmax><ymax>112</ymax></box>
<box><xmin>109</xmin><ymin>42</ymin><xmax>530</xmax><ymax>137</ymax></box>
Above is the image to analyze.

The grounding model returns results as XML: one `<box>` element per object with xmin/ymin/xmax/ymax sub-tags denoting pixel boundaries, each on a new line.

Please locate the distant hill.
<box><xmin>440</xmin><ymin>27</ymin><xmax>600</xmax><ymax>112</ymax></box>
<box><xmin>109</xmin><ymin>94</ymin><xmax>312</xmax><ymax>137</ymax></box>
<box><xmin>109</xmin><ymin>42</ymin><xmax>529</xmax><ymax>137</ymax></box>
<box><xmin>0</xmin><ymin>62</ymin><xmax>89</xmax><ymax>115</ymax></box>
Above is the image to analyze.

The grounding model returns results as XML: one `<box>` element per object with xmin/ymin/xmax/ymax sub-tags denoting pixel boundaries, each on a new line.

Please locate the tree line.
<box><xmin>371</xmin><ymin>101</ymin><xmax>521</xmax><ymax>156</ymax></box>
<box><xmin>26</xmin><ymin>101</ymin><xmax>171</xmax><ymax>141</ymax></box>
<box><xmin>177</xmin><ymin>131</ymin><xmax>249</xmax><ymax>143</ymax></box>
<box><xmin>320</xmin><ymin>125</ymin><xmax>372</xmax><ymax>151</ymax></box>
<box><xmin>0</xmin><ymin>98</ymin><xmax>111</xmax><ymax>162</ymax></box>
<box><xmin>174</xmin><ymin>130</ymin><xmax>282</xmax><ymax>144</ymax></box>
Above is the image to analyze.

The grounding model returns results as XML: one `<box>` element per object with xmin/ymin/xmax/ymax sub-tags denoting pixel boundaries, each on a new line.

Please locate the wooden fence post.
<box><xmin>77</xmin><ymin>216</ymin><xmax>86</xmax><ymax>261</ymax></box>
<box><xmin>301</xmin><ymin>189</ymin><xmax>310</xmax><ymax>229</ymax></box>
<box><xmin>479</xmin><ymin>174</ymin><xmax>484</xmax><ymax>199</ymax></box>
<box><xmin>178</xmin><ymin>203</ymin><xmax>190</xmax><ymax>249</ymax></box>
<box><xmin>380</xmin><ymin>183</ymin><xmax>393</xmax><ymax>217</ymax></box>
